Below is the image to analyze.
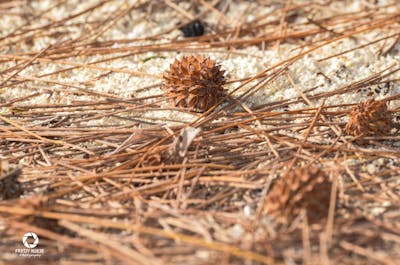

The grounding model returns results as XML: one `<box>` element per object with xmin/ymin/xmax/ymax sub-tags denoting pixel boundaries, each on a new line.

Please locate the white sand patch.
<box><xmin>1</xmin><ymin>1</ymin><xmax>399</xmax><ymax>125</ymax></box>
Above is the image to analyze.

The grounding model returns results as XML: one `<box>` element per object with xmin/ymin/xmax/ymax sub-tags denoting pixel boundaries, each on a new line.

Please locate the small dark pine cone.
<box><xmin>264</xmin><ymin>166</ymin><xmax>332</xmax><ymax>224</ymax></box>
<box><xmin>0</xmin><ymin>168</ymin><xmax>22</xmax><ymax>200</ymax></box>
<box><xmin>345</xmin><ymin>99</ymin><xmax>393</xmax><ymax>139</ymax></box>
<box><xmin>179</xmin><ymin>19</ymin><xmax>204</xmax><ymax>37</ymax></box>
<box><xmin>162</xmin><ymin>55</ymin><xmax>226</xmax><ymax>111</ymax></box>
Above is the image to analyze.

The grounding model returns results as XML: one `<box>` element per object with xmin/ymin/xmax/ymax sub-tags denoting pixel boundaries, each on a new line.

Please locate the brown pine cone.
<box><xmin>0</xmin><ymin>160</ymin><xmax>22</xmax><ymax>200</ymax></box>
<box><xmin>264</xmin><ymin>166</ymin><xmax>332</xmax><ymax>224</ymax></box>
<box><xmin>162</xmin><ymin>55</ymin><xmax>226</xmax><ymax>111</ymax></box>
<box><xmin>345</xmin><ymin>99</ymin><xmax>393</xmax><ymax>138</ymax></box>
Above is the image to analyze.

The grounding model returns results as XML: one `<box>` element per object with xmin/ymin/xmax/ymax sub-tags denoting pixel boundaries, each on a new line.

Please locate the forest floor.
<box><xmin>1</xmin><ymin>1</ymin><xmax>400</xmax><ymax>264</ymax></box>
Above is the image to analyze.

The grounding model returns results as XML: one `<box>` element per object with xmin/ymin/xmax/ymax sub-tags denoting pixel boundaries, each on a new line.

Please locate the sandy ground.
<box><xmin>1</xmin><ymin>1</ymin><xmax>399</xmax><ymax>123</ymax></box>
<box><xmin>1</xmin><ymin>1</ymin><xmax>400</xmax><ymax>264</ymax></box>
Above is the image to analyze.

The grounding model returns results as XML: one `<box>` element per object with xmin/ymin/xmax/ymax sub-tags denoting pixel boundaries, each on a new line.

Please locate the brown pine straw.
<box><xmin>0</xmin><ymin>205</ymin><xmax>272</xmax><ymax>264</ymax></box>
<box><xmin>1</xmin><ymin>1</ymin><xmax>400</xmax><ymax>264</ymax></box>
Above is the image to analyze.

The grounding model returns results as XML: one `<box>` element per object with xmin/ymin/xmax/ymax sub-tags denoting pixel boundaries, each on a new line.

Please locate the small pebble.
<box><xmin>179</xmin><ymin>19</ymin><xmax>204</xmax><ymax>37</ymax></box>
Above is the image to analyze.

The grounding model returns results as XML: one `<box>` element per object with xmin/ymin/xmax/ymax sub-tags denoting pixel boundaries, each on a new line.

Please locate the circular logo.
<box><xmin>22</xmin><ymin>232</ymin><xmax>39</xmax><ymax>249</ymax></box>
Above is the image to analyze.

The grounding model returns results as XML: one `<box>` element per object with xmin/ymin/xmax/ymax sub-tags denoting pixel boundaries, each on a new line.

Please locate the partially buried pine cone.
<box><xmin>345</xmin><ymin>99</ymin><xmax>393</xmax><ymax>138</ymax></box>
<box><xmin>0</xmin><ymin>160</ymin><xmax>22</xmax><ymax>200</ymax></box>
<box><xmin>264</xmin><ymin>166</ymin><xmax>332</xmax><ymax>224</ymax></box>
<box><xmin>162</xmin><ymin>55</ymin><xmax>226</xmax><ymax>111</ymax></box>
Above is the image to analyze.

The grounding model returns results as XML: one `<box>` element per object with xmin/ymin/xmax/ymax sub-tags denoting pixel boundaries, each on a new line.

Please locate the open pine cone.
<box><xmin>264</xmin><ymin>166</ymin><xmax>332</xmax><ymax>224</ymax></box>
<box><xmin>345</xmin><ymin>99</ymin><xmax>393</xmax><ymax>138</ymax></box>
<box><xmin>162</xmin><ymin>55</ymin><xmax>226</xmax><ymax>111</ymax></box>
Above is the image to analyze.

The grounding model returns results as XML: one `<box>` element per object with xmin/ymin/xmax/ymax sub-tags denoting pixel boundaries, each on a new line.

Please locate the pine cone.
<box><xmin>345</xmin><ymin>99</ymin><xmax>392</xmax><ymax>138</ymax></box>
<box><xmin>162</xmin><ymin>55</ymin><xmax>226</xmax><ymax>111</ymax></box>
<box><xmin>264</xmin><ymin>166</ymin><xmax>332</xmax><ymax>224</ymax></box>
<box><xmin>0</xmin><ymin>160</ymin><xmax>22</xmax><ymax>200</ymax></box>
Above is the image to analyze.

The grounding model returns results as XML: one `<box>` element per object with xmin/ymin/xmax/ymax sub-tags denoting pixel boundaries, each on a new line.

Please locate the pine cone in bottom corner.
<box><xmin>264</xmin><ymin>166</ymin><xmax>332</xmax><ymax>224</ymax></box>
<box><xmin>0</xmin><ymin>160</ymin><xmax>22</xmax><ymax>200</ymax></box>
<box><xmin>162</xmin><ymin>55</ymin><xmax>226</xmax><ymax>111</ymax></box>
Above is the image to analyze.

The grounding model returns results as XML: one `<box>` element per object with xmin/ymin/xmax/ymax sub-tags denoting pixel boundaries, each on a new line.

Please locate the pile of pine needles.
<box><xmin>1</xmin><ymin>1</ymin><xmax>400</xmax><ymax>264</ymax></box>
